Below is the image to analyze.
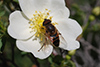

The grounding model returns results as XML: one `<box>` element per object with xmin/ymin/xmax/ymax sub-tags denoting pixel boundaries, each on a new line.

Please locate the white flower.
<box><xmin>7</xmin><ymin>0</ymin><xmax>82</xmax><ymax>59</ymax></box>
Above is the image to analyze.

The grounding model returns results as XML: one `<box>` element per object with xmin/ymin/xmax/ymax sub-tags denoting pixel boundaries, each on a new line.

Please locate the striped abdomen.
<box><xmin>51</xmin><ymin>32</ymin><xmax>60</xmax><ymax>47</ymax></box>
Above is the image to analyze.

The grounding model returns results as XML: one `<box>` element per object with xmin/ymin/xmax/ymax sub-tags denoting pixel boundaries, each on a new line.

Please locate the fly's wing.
<box><xmin>40</xmin><ymin>32</ymin><xmax>54</xmax><ymax>46</ymax></box>
<box><xmin>45</xmin><ymin>33</ymin><xmax>58</xmax><ymax>47</ymax></box>
<box><xmin>57</xmin><ymin>31</ymin><xmax>68</xmax><ymax>49</ymax></box>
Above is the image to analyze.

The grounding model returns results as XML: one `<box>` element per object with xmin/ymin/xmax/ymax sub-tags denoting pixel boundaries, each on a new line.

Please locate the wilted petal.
<box><xmin>16</xmin><ymin>37</ymin><xmax>53</xmax><ymax>59</ymax></box>
<box><xmin>56</xmin><ymin>18</ymin><xmax>82</xmax><ymax>50</ymax></box>
<box><xmin>8</xmin><ymin>11</ymin><xmax>34</xmax><ymax>40</ymax></box>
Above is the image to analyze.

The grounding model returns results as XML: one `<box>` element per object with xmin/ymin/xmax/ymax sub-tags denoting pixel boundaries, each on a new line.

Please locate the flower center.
<box><xmin>28</xmin><ymin>9</ymin><xmax>58</xmax><ymax>41</ymax></box>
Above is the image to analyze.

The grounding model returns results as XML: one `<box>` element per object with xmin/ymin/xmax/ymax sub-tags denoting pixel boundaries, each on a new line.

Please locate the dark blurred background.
<box><xmin>66</xmin><ymin>0</ymin><xmax>100</xmax><ymax>67</ymax></box>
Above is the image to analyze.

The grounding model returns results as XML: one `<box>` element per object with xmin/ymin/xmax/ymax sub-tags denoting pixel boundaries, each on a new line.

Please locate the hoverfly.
<box><xmin>38</xmin><ymin>19</ymin><xmax>67</xmax><ymax>51</ymax></box>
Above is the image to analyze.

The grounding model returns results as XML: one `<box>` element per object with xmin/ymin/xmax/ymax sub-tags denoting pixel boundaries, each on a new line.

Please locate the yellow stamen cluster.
<box><xmin>28</xmin><ymin>9</ymin><xmax>58</xmax><ymax>41</ymax></box>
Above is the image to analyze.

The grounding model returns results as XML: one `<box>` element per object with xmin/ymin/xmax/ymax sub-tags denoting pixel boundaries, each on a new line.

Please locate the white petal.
<box><xmin>51</xmin><ymin>7</ymin><xmax>70</xmax><ymax>22</ymax></box>
<box><xmin>18</xmin><ymin>0</ymin><xmax>49</xmax><ymax>19</ymax></box>
<box><xmin>8</xmin><ymin>11</ymin><xmax>34</xmax><ymax>40</ymax></box>
<box><xmin>56</xmin><ymin>18</ymin><xmax>82</xmax><ymax>50</ymax></box>
<box><xmin>47</xmin><ymin>0</ymin><xmax>70</xmax><ymax>21</ymax></box>
<box><xmin>46</xmin><ymin>0</ymin><xmax>65</xmax><ymax>11</ymax></box>
<box><xmin>18</xmin><ymin>0</ymin><xmax>69</xmax><ymax>19</ymax></box>
<box><xmin>66</xmin><ymin>40</ymin><xmax>80</xmax><ymax>50</ymax></box>
<box><xmin>59</xmin><ymin>39</ymin><xmax>80</xmax><ymax>50</ymax></box>
<box><xmin>16</xmin><ymin>37</ymin><xmax>53</xmax><ymax>59</ymax></box>
<box><xmin>56</xmin><ymin>18</ymin><xmax>82</xmax><ymax>40</ymax></box>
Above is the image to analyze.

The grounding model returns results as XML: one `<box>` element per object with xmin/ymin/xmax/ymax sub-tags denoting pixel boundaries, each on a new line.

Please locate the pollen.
<box><xmin>52</xmin><ymin>22</ymin><xmax>58</xmax><ymax>25</ymax></box>
<box><xmin>35</xmin><ymin>11</ymin><xmax>37</xmax><ymax>13</ymax></box>
<box><xmin>47</xmin><ymin>12</ymin><xmax>49</xmax><ymax>15</ymax></box>
<box><xmin>49</xmin><ymin>16</ymin><xmax>53</xmax><ymax>20</ymax></box>
<box><xmin>30</xmin><ymin>24</ymin><xmax>33</xmax><ymax>26</ymax></box>
<box><xmin>29</xmin><ymin>19</ymin><xmax>33</xmax><ymax>21</ymax></box>
<box><xmin>45</xmin><ymin>9</ymin><xmax>48</xmax><ymax>11</ymax></box>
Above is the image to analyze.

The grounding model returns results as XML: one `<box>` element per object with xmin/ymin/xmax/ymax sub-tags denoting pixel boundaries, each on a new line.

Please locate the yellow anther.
<box><xmin>35</xmin><ymin>11</ymin><xmax>37</xmax><ymax>13</ymax></box>
<box><xmin>49</xmin><ymin>10</ymin><xmax>51</xmax><ymax>12</ymax></box>
<box><xmin>32</xmin><ymin>27</ymin><xmax>34</xmax><ymax>29</ymax></box>
<box><xmin>39</xmin><ymin>11</ymin><xmax>41</xmax><ymax>13</ymax></box>
<box><xmin>38</xmin><ymin>14</ymin><xmax>40</xmax><ymax>16</ymax></box>
<box><xmin>45</xmin><ymin>9</ymin><xmax>48</xmax><ymax>11</ymax></box>
<box><xmin>30</xmin><ymin>19</ymin><xmax>33</xmax><ymax>21</ymax></box>
<box><xmin>33</xmin><ymin>14</ymin><xmax>36</xmax><ymax>16</ymax></box>
<box><xmin>47</xmin><ymin>12</ymin><xmax>49</xmax><ymax>15</ymax></box>
<box><xmin>49</xmin><ymin>16</ymin><xmax>53</xmax><ymax>20</ymax></box>
<box><xmin>30</xmin><ymin>24</ymin><xmax>33</xmax><ymax>26</ymax></box>
<box><xmin>35</xmin><ymin>33</ymin><xmax>37</xmax><ymax>36</ymax></box>
<box><xmin>37</xmin><ymin>34</ymin><xmax>39</xmax><ymax>37</ymax></box>
<box><xmin>52</xmin><ymin>22</ymin><xmax>58</xmax><ymax>25</ymax></box>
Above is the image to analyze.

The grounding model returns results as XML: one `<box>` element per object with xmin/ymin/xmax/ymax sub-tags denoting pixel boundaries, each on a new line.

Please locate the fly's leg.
<box><xmin>38</xmin><ymin>38</ymin><xmax>47</xmax><ymax>52</ymax></box>
<box><xmin>38</xmin><ymin>43</ymin><xmax>45</xmax><ymax>52</ymax></box>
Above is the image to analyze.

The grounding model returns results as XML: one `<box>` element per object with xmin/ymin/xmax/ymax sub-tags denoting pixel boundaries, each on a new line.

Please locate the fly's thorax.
<box><xmin>43</xmin><ymin>19</ymin><xmax>51</xmax><ymax>26</ymax></box>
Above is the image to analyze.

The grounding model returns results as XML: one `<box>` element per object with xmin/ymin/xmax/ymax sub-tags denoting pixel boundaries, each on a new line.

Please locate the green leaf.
<box><xmin>61</xmin><ymin>60</ymin><xmax>76</xmax><ymax>67</ymax></box>
<box><xmin>0</xmin><ymin>34</ymin><xmax>3</xmax><ymax>38</ymax></box>
<box><xmin>1</xmin><ymin>36</ymin><xmax>6</xmax><ymax>52</ymax></box>
<box><xmin>53</xmin><ymin>55</ymin><xmax>63</xmax><ymax>65</ymax></box>
<box><xmin>0</xmin><ymin>39</ymin><xmax>2</xmax><ymax>49</ymax></box>
<box><xmin>13</xmin><ymin>0</ymin><xmax>18</xmax><ymax>3</ymax></box>
<box><xmin>67</xmin><ymin>60</ymin><xmax>76</xmax><ymax>67</ymax></box>
<box><xmin>0</xmin><ymin>1</ymin><xmax>3</xmax><ymax>5</ymax></box>
<box><xmin>21</xmin><ymin>52</ymin><xmax>28</xmax><ymax>55</ymax></box>
<box><xmin>48</xmin><ymin>57</ymin><xmax>53</xmax><ymax>63</ymax></box>
<box><xmin>0</xmin><ymin>11</ymin><xmax>5</xmax><ymax>17</ymax></box>
<box><xmin>51</xmin><ymin>63</ymin><xmax>59</xmax><ymax>67</ymax></box>
<box><xmin>92</xmin><ymin>23</ymin><xmax>100</xmax><ymax>32</ymax></box>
